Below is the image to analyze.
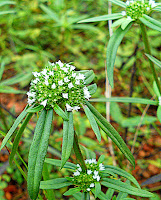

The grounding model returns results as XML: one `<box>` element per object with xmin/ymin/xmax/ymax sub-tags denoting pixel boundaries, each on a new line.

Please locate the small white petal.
<box><xmin>68</xmin><ymin>82</ymin><xmax>74</xmax><ymax>89</ymax></box>
<box><xmin>97</xmin><ymin>175</ymin><xmax>100</xmax><ymax>182</ymax></box>
<box><xmin>75</xmin><ymin>80</ymin><xmax>80</xmax><ymax>85</ymax></box>
<box><xmin>127</xmin><ymin>16</ymin><xmax>132</xmax><ymax>20</ymax></box>
<box><xmin>28</xmin><ymin>98</ymin><xmax>35</xmax><ymax>105</ymax></box>
<box><xmin>72</xmin><ymin>72</ymin><xmax>76</xmax><ymax>78</ymax></box>
<box><xmin>62</xmin><ymin>93</ymin><xmax>68</xmax><ymax>99</ymax></box>
<box><xmin>41</xmin><ymin>69</ymin><xmax>47</xmax><ymax>75</ymax></box>
<box><xmin>73</xmin><ymin>171</ymin><xmax>80</xmax><ymax>176</ymax></box>
<box><xmin>86</xmin><ymin>188</ymin><xmax>91</xmax><ymax>191</ymax></box>
<box><xmin>40</xmin><ymin>99</ymin><xmax>48</xmax><ymax>107</ymax></box>
<box><xmin>90</xmin><ymin>183</ymin><xmax>95</xmax><ymax>188</ymax></box>
<box><xmin>78</xmin><ymin>167</ymin><xmax>82</xmax><ymax>172</ymax></box>
<box><xmin>49</xmin><ymin>71</ymin><xmax>54</xmax><ymax>76</ymax></box>
<box><xmin>44</xmin><ymin>80</ymin><xmax>49</xmax><ymax>86</ymax></box>
<box><xmin>64</xmin><ymin>77</ymin><xmax>70</xmax><ymax>83</ymax></box>
<box><xmin>72</xmin><ymin>106</ymin><xmax>80</xmax><ymax>111</ymax></box>
<box><xmin>58</xmin><ymin>80</ymin><xmax>64</xmax><ymax>86</ymax></box>
<box><xmin>32</xmin><ymin>78</ymin><xmax>39</xmax><ymax>84</ymax></box>
<box><xmin>56</xmin><ymin>60</ymin><xmax>64</xmax><ymax>68</ymax></box>
<box><xmin>87</xmin><ymin>170</ymin><xmax>92</xmax><ymax>175</ymax></box>
<box><xmin>66</xmin><ymin>103</ymin><xmax>73</xmax><ymax>111</ymax></box>
<box><xmin>126</xmin><ymin>1</ymin><xmax>130</xmax><ymax>5</ymax></box>
<box><xmin>121</xmin><ymin>11</ymin><xmax>126</xmax><ymax>16</ymax></box>
<box><xmin>92</xmin><ymin>158</ymin><xmax>97</xmax><ymax>164</ymax></box>
<box><xmin>32</xmin><ymin>72</ymin><xmax>40</xmax><ymax>77</ymax></box>
<box><xmin>94</xmin><ymin>170</ymin><xmax>99</xmax><ymax>176</ymax></box>
<box><xmin>51</xmin><ymin>83</ymin><xmax>56</xmax><ymax>89</ymax></box>
<box><xmin>76</xmin><ymin>73</ymin><xmax>85</xmax><ymax>80</ymax></box>
<box><xmin>70</xmin><ymin>65</ymin><xmax>75</xmax><ymax>71</ymax></box>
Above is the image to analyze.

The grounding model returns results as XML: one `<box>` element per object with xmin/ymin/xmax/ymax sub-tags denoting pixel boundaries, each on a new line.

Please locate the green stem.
<box><xmin>140</xmin><ymin>23</ymin><xmax>161</xmax><ymax>96</ymax></box>
<box><xmin>73</xmin><ymin>132</ymin><xmax>87</xmax><ymax>172</ymax></box>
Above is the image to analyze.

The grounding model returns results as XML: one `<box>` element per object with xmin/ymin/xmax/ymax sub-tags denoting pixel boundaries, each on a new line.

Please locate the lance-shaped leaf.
<box><xmin>89</xmin><ymin>97</ymin><xmax>158</xmax><ymax>106</ymax></box>
<box><xmin>0</xmin><ymin>62</ymin><xmax>5</xmax><ymax>81</ymax></box>
<box><xmin>0</xmin><ymin>1</ymin><xmax>16</xmax><ymax>7</ymax></box>
<box><xmin>95</xmin><ymin>182</ymin><xmax>101</xmax><ymax>198</ymax></box>
<box><xmin>85</xmin><ymin>101</ymin><xmax>135</xmax><ymax>167</ymax></box>
<box><xmin>40</xmin><ymin>178</ymin><xmax>72</xmax><ymax>189</ymax></box>
<box><xmin>9</xmin><ymin>113</ymin><xmax>33</xmax><ymax>164</ymax></box>
<box><xmin>108</xmin><ymin>0</ymin><xmax>127</xmax><ymax>8</ymax></box>
<box><xmin>145</xmin><ymin>53</ymin><xmax>161</xmax><ymax>69</ymax></box>
<box><xmin>82</xmin><ymin>192</ymin><xmax>90</xmax><ymax>200</ymax></box>
<box><xmin>157</xmin><ymin>106</ymin><xmax>161</xmax><ymax>123</ymax></box>
<box><xmin>61</xmin><ymin>112</ymin><xmax>74</xmax><ymax>168</ymax></box>
<box><xmin>154</xmin><ymin>6</ymin><xmax>161</xmax><ymax>12</ymax></box>
<box><xmin>104</xmin><ymin>165</ymin><xmax>140</xmax><ymax>188</ymax></box>
<box><xmin>140</xmin><ymin>14</ymin><xmax>161</xmax><ymax>32</ymax></box>
<box><xmin>78</xmin><ymin>13</ymin><xmax>123</xmax><ymax>23</ymax></box>
<box><xmin>0</xmin><ymin>105</ymin><xmax>29</xmax><ymax>151</ymax></box>
<box><xmin>45</xmin><ymin>158</ymin><xmax>76</xmax><ymax>170</ymax></box>
<box><xmin>83</xmin><ymin>105</ymin><xmax>101</xmax><ymax>142</ymax></box>
<box><xmin>27</xmin><ymin>109</ymin><xmax>53</xmax><ymax>200</ymax></box>
<box><xmin>53</xmin><ymin>104</ymin><xmax>69</xmax><ymax>121</ymax></box>
<box><xmin>64</xmin><ymin>188</ymin><xmax>82</xmax><ymax>196</ymax></box>
<box><xmin>84</xmin><ymin>70</ymin><xmax>95</xmax><ymax>85</ymax></box>
<box><xmin>87</xmin><ymin>84</ymin><xmax>97</xmax><ymax>95</ymax></box>
<box><xmin>27</xmin><ymin>105</ymin><xmax>43</xmax><ymax>113</ymax></box>
<box><xmin>106</xmin><ymin>23</ymin><xmax>133</xmax><ymax>88</ymax></box>
<box><xmin>102</xmin><ymin>178</ymin><xmax>154</xmax><ymax>197</ymax></box>
<box><xmin>106</xmin><ymin>188</ymin><xmax>115</xmax><ymax>199</ymax></box>
<box><xmin>97</xmin><ymin>191</ymin><xmax>110</xmax><ymax>200</ymax></box>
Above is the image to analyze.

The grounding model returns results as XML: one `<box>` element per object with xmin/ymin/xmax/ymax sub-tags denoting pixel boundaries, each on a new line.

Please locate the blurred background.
<box><xmin>0</xmin><ymin>0</ymin><xmax>161</xmax><ymax>199</ymax></box>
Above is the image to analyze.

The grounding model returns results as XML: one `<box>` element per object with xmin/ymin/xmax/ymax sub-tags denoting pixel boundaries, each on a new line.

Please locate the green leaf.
<box><xmin>108</xmin><ymin>0</ymin><xmax>127</xmax><ymax>8</ymax></box>
<box><xmin>106</xmin><ymin>23</ymin><xmax>133</xmax><ymax>88</ymax></box>
<box><xmin>153</xmin><ymin>80</ymin><xmax>160</xmax><ymax>97</ymax></box>
<box><xmin>82</xmin><ymin>192</ymin><xmax>90</xmax><ymax>200</ymax></box>
<box><xmin>102</xmin><ymin>178</ymin><xmax>154</xmax><ymax>197</ymax></box>
<box><xmin>98</xmin><ymin>155</ymin><xmax>105</xmax><ymax>164</ymax></box>
<box><xmin>140</xmin><ymin>15</ymin><xmax>161</xmax><ymax>32</ymax></box>
<box><xmin>106</xmin><ymin>188</ymin><xmax>115</xmax><ymax>199</ymax></box>
<box><xmin>83</xmin><ymin>105</ymin><xmax>101</xmax><ymax>142</ymax></box>
<box><xmin>157</xmin><ymin>106</ymin><xmax>161</xmax><ymax>123</ymax></box>
<box><xmin>95</xmin><ymin>182</ymin><xmax>101</xmax><ymax>198</ymax></box>
<box><xmin>121</xmin><ymin>19</ymin><xmax>134</xmax><ymax>30</ymax></box>
<box><xmin>153</xmin><ymin>6</ymin><xmax>161</xmax><ymax>12</ymax></box>
<box><xmin>97</xmin><ymin>191</ymin><xmax>110</xmax><ymax>200</ymax></box>
<box><xmin>145</xmin><ymin>54</ymin><xmax>161</xmax><ymax>69</ymax></box>
<box><xmin>85</xmin><ymin>101</ymin><xmax>135</xmax><ymax>167</ymax></box>
<box><xmin>89</xmin><ymin>97</ymin><xmax>158</xmax><ymax>106</ymax></box>
<box><xmin>45</xmin><ymin>158</ymin><xmax>76</xmax><ymax>170</ymax></box>
<box><xmin>39</xmin><ymin>4</ymin><xmax>59</xmax><ymax>22</ymax></box>
<box><xmin>112</xmin><ymin>18</ymin><xmax>127</xmax><ymax>28</ymax></box>
<box><xmin>27</xmin><ymin>105</ymin><xmax>43</xmax><ymax>113</ymax></box>
<box><xmin>0</xmin><ymin>1</ymin><xmax>16</xmax><ymax>7</ymax></box>
<box><xmin>110</xmin><ymin>102</ymin><xmax>124</xmax><ymax>124</ymax></box>
<box><xmin>53</xmin><ymin>104</ymin><xmax>69</xmax><ymax>120</ymax></box>
<box><xmin>61</xmin><ymin>112</ymin><xmax>74</xmax><ymax>168</ymax></box>
<box><xmin>9</xmin><ymin>113</ymin><xmax>33</xmax><ymax>164</ymax></box>
<box><xmin>0</xmin><ymin>85</ymin><xmax>26</xmax><ymax>94</ymax></box>
<box><xmin>27</xmin><ymin>109</ymin><xmax>53</xmax><ymax>200</ymax></box>
<box><xmin>87</xmin><ymin>84</ymin><xmax>97</xmax><ymax>95</ymax></box>
<box><xmin>104</xmin><ymin>165</ymin><xmax>140</xmax><ymax>188</ymax></box>
<box><xmin>72</xmin><ymin>192</ymin><xmax>82</xmax><ymax>200</ymax></box>
<box><xmin>0</xmin><ymin>62</ymin><xmax>5</xmax><ymax>81</ymax></box>
<box><xmin>0</xmin><ymin>10</ymin><xmax>16</xmax><ymax>15</ymax></box>
<box><xmin>78</xmin><ymin>13</ymin><xmax>123</xmax><ymax>23</ymax></box>
<box><xmin>64</xmin><ymin>187</ymin><xmax>81</xmax><ymax>196</ymax></box>
<box><xmin>84</xmin><ymin>70</ymin><xmax>95</xmax><ymax>85</ymax></box>
<box><xmin>40</xmin><ymin>178</ymin><xmax>72</xmax><ymax>189</ymax></box>
<box><xmin>0</xmin><ymin>105</ymin><xmax>29</xmax><ymax>151</ymax></box>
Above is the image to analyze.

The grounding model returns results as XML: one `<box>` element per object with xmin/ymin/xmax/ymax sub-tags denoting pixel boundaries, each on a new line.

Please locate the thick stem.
<box><xmin>140</xmin><ymin>23</ymin><xmax>161</xmax><ymax>95</ymax></box>
<box><xmin>73</xmin><ymin>132</ymin><xmax>87</xmax><ymax>172</ymax></box>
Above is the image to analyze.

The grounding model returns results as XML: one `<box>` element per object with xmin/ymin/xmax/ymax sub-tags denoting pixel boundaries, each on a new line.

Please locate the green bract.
<box><xmin>27</xmin><ymin>60</ymin><xmax>91</xmax><ymax>111</ymax></box>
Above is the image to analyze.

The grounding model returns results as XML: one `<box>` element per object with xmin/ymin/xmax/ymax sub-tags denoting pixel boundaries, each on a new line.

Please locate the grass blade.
<box><xmin>9</xmin><ymin>113</ymin><xmax>33</xmax><ymax>164</ymax></box>
<box><xmin>85</xmin><ymin>101</ymin><xmax>135</xmax><ymax>167</ymax></box>
<box><xmin>61</xmin><ymin>112</ymin><xmax>74</xmax><ymax>168</ymax></box>
<box><xmin>0</xmin><ymin>105</ymin><xmax>29</xmax><ymax>151</ymax></box>
<box><xmin>83</xmin><ymin>105</ymin><xmax>101</xmax><ymax>142</ymax></box>
<box><xmin>145</xmin><ymin>53</ymin><xmax>161</xmax><ymax>69</ymax></box>
<box><xmin>106</xmin><ymin>23</ymin><xmax>132</xmax><ymax>88</ymax></box>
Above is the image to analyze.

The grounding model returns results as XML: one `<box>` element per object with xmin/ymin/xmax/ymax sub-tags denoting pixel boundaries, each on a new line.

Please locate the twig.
<box><xmin>106</xmin><ymin>1</ymin><xmax>116</xmax><ymax>166</ymax></box>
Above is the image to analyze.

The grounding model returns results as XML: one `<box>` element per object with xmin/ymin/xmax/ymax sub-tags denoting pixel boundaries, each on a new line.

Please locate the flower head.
<box><xmin>27</xmin><ymin>61</ymin><xmax>93</xmax><ymax>111</ymax></box>
<box><xmin>72</xmin><ymin>159</ymin><xmax>105</xmax><ymax>192</ymax></box>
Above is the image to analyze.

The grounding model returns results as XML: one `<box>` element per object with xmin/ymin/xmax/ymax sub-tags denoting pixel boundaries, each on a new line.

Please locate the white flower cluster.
<box><xmin>73</xmin><ymin>159</ymin><xmax>105</xmax><ymax>192</ymax></box>
<box><xmin>121</xmin><ymin>0</ymin><xmax>156</xmax><ymax>19</ymax></box>
<box><xmin>27</xmin><ymin>60</ymin><xmax>92</xmax><ymax>111</ymax></box>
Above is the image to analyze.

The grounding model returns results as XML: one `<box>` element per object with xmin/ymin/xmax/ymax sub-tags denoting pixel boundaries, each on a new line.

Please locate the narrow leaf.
<box><xmin>157</xmin><ymin>106</ymin><xmax>161</xmax><ymax>123</ymax></box>
<box><xmin>0</xmin><ymin>62</ymin><xmax>5</xmax><ymax>81</ymax></box>
<box><xmin>121</xmin><ymin>19</ymin><xmax>134</xmax><ymax>30</ymax></box>
<box><xmin>108</xmin><ymin>0</ymin><xmax>127</xmax><ymax>8</ymax></box>
<box><xmin>9</xmin><ymin>113</ymin><xmax>33</xmax><ymax>164</ymax></box>
<box><xmin>106</xmin><ymin>23</ymin><xmax>132</xmax><ymax>88</ymax></box>
<box><xmin>61</xmin><ymin>112</ymin><xmax>74</xmax><ymax>168</ymax></box>
<box><xmin>112</xmin><ymin>18</ymin><xmax>127</xmax><ymax>28</ymax></box>
<box><xmin>53</xmin><ymin>104</ymin><xmax>69</xmax><ymax>120</ymax></box>
<box><xmin>85</xmin><ymin>101</ymin><xmax>135</xmax><ymax>167</ymax></box>
<box><xmin>145</xmin><ymin>53</ymin><xmax>161</xmax><ymax>69</ymax></box>
<box><xmin>83</xmin><ymin>105</ymin><xmax>101</xmax><ymax>142</ymax></box>
<box><xmin>102</xmin><ymin>178</ymin><xmax>154</xmax><ymax>197</ymax></box>
<box><xmin>106</xmin><ymin>188</ymin><xmax>115</xmax><ymax>199</ymax></box>
<box><xmin>0</xmin><ymin>1</ymin><xmax>16</xmax><ymax>7</ymax></box>
<box><xmin>153</xmin><ymin>6</ymin><xmax>161</xmax><ymax>12</ymax></box>
<box><xmin>40</xmin><ymin>178</ymin><xmax>72</xmax><ymax>189</ymax></box>
<box><xmin>64</xmin><ymin>188</ymin><xmax>81</xmax><ymax>196</ymax></box>
<box><xmin>40</xmin><ymin>4</ymin><xmax>59</xmax><ymax>22</ymax></box>
<box><xmin>84</xmin><ymin>72</ymin><xmax>95</xmax><ymax>85</ymax></box>
<box><xmin>0</xmin><ymin>85</ymin><xmax>26</xmax><ymax>94</ymax></box>
<box><xmin>87</xmin><ymin>84</ymin><xmax>97</xmax><ymax>95</ymax></box>
<box><xmin>0</xmin><ymin>10</ymin><xmax>16</xmax><ymax>15</ymax></box>
<box><xmin>95</xmin><ymin>182</ymin><xmax>101</xmax><ymax>198</ymax></box>
<box><xmin>97</xmin><ymin>191</ymin><xmax>110</xmax><ymax>200</ymax></box>
<box><xmin>140</xmin><ymin>14</ymin><xmax>161</xmax><ymax>32</ymax></box>
<box><xmin>27</xmin><ymin>105</ymin><xmax>43</xmax><ymax>113</ymax></box>
<box><xmin>78</xmin><ymin>13</ymin><xmax>123</xmax><ymax>23</ymax></box>
<box><xmin>0</xmin><ymin>105</ymin><xmax>29</xmax><ymax>151</ymax></box>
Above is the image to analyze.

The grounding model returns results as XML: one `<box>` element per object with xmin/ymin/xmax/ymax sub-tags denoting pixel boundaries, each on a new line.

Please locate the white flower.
<box><xmin>99</xmin><ymin>163</ymin><xmax>105</xmax><ymax>171</ymax></box>
<box><xmin>146</xmin><ymin>7</ymin><xmax>150</xmax><ymax>11</ymax></box>
<box><xmin>77</xmin><ymin>167</ymin><xmax>82</xmax><ymax>172</ymax></box>
<box><xmin>64</xmin><ymin>77</ymin><xmax>70</xmax><ymax>83</ymax></box>
<box><xmin>149</xmin><ymin>0</ymin><xmax>156</xmax><ymax>8</ymax></box>
<box><xmin>159</xmin><ymin>97</ymin><xmax>161</xmax><ymax>106</ymax></box>
<box><xmin>66</xmin><ymin>103</ymin><xmax>73</xmax><ymax>111</ymax></box>
<box><xmin>94</xmin><ymin>170</ymin><xmax>99</xmax><ymax>176</ymax></box>
<box><xmin>76</xmin><ymin>73</ymin><xmax>85</xmax><ymax>80</ymax></box>
<box><xmin>58</xmin><ymin>80</ymin><xmax>64</xmax><ymax>86</ymax></box>
<box><xmin>61</xmin><ymin>67</ymin><xmax>68</xmax><ymax>73</ymax></box>
<box><xmin>72</xmin><ymin>72</ymin><xmax>76</xmax><ymax>78</ymax></box>
<box><xmin>90</xmin><ymin>183</ymin><xmax>95</xmax><ymax>188</ymax></box>
<box><xmin>74</xmin><ymin>171</ymin><xmax>80</xmax><ymax>176</ymax></box>
<box><xmin>44</xmin><ymin>80</ymin><xmax>49</xmax><ymax>86</ymax></box>
<box><xmin>75</xmin><ymin>80</ymin><xmax>80</xmax><ymax>85</ymax></box>
<box><xmin>49</xmin><ymin>71</ymin><xmax>54</xmax><ymax>76</ymax></box>
<box><xmin>92</xmin><ymin>158</ymin><xmax>97</xmax><ymax>164</ymax></box>
<box><xmin>73</xmin><ymin>106</ymin><xmax>80</xmax><ymax>111</ymax></box>
<box><xmin>87</xmin><ymin>170</ymin><xmax>92</xmax><ymax>175</ymax></box>
<box><xmin>97</xmin><ymin>175</ymin><xmax>100</xmax><ymax>182</ymax></box>
<box><xmin>83</xmin><ymin>87</ymin><xmax>91</xmax><ymax>100</ymax></box>
<box><xmin>28</xmin><ymin>98</ymin><xmax>35</xmax><ymax>105</ymax></box>
<box><xmin>41</xmin><ymin>69</ymin><xmax>47</xmax><ymax>75</ymax></box>
<box><xmin>56</xmin><ymin>60</ymin><xmax>64</xmax><ymax>68</ymax></box>
<box><xmin>27</xmin><ymin>92</ymin><xmax>36</xmax><ymax>98</ymax></box>
<box><xmin>32</xmin><ymin>78</ymin><xmax>39</xmax><ymax>84</ymax></box>
<box><xmin>32</xmin><ymin>72</ymin><xmax>40</xmax><ymax>77</ymax></box>
<box><xmin>68</xmin><ymin>82</ymin><xmax>74</xmax><ymax>89</ymax></box>
<box><xmin>86</xmin><ymin>188</ymin><xmax>91</xmax><ymax>191</ymax></box>
<box><xmin>51</xmin><ymin>83</ymin><xmax>56</xmax><ymax>89</ymax></box>
<box><xmin>127</xmin><ymin>16</ymin><xmax>132</xmax><ymax>20</ymax></box>
<box><xmin>70</xmin><ymin>65</ymin><xmax>75</xmax><ymax>71</ymax></box>
<box><xmin>62</xmin><ymin>93</ymin><xmax>68</xmax><ymax>99</ymax></box>
<box><xmin>126</xmin><ymin>0</ymin><xmax>130</xmax><ymax>6</ymax></box>
<box><xmin>121</xmin><ymin>11</ymin><xmax>126</xmax><ymax>16</ymax></box>
<box><xmin>40</xmin><ymin>99</ymin><xmax>48</xmax><ymax>107</ymax></box>
<box><xmin>48</xmin><ymin>61</ymin><xmax>55</xmax><ymax>66</ymax></box>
